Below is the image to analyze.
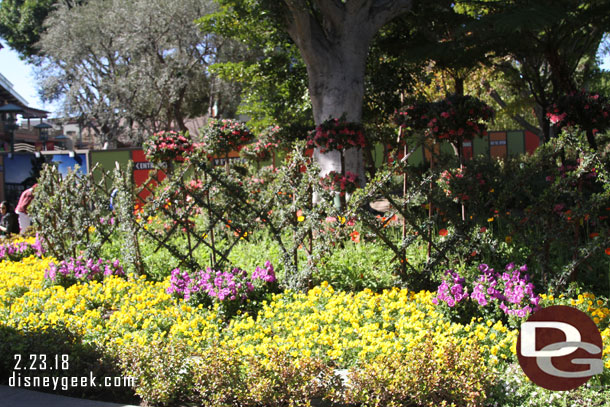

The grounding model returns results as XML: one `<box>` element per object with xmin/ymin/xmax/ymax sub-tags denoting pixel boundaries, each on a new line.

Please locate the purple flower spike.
<box><xmin>45</xmin><ymin>257</ymin><xmax>124</xmax><ymax>284</ymax></box>
<box><xmin>433</xmin><ymin>262</ymin><xmax>541</xmax><ymax>319</ymax></box>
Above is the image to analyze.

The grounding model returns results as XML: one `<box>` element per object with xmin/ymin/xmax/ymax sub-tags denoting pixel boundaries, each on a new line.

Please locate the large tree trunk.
<box><xmin>308</xmin><ymin>41</ymin><xmax>368</xmax><ymax>183</ymax></box>
<box><xmin>282</xmin><ymin>0</ymin><xmax>413</xmax><ymax>184</ymax></box>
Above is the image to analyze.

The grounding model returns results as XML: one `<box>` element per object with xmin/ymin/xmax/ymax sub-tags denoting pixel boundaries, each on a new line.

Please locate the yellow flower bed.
<box><xmin>1</xmin><ymin>256</ymin><xmax>609</xmax><ymax>372</ymax></box>
<box><xmin>225</xmin><ymin>282</ymin><xmax>516</xmax><ymax>368</ymax></box>
<box><xmin>0</xmin><ymin>256</ymin><xmax>223</xmax><ymax>356</ymax></box>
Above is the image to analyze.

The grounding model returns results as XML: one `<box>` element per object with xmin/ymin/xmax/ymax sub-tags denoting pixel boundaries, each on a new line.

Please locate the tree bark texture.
<box><xmin>282</xmin><ymin>0</ymin><xmax>413</xmax><ymax>182</ymax></box>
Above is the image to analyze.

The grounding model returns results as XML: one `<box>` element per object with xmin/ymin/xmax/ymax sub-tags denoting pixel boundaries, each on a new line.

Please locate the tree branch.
<box><xmin>311</xmin><ymin>0</ymin><xmax>345</xmax><ymax>30</ymax></box>
<box><xmin>282</xmin><ymin>0</ymin><xmax>313</xmax><ymax>44</ymax></box>
<box><xmin>482</xmin><ymin>80</ymin><xmax>541</xmax><ymax>135</ymax></box>
<box><xmin>346</xmin><ymin>0</ymin><xmax>373</xmax><ymax>14</ymax></box>
<box><xmin>369</xmin><ymin>0</ymin><xmax>413</xmax><ymax>32</ymax></box>
<box><xmin>282</xmin><ymin>0</ymin><xmax>334</xmax><ymax>63</ymax></box>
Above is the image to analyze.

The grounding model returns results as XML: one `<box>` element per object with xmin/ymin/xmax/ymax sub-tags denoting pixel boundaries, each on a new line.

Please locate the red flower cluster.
<box><xmin>319</xmin><ymin>171</ymin><xmax>359</xmax><ymax>197</ymax></box>
<box><xmin>393</xmin><ymin>101</ymin><xmax>431</xmax><ymax>130</ymax></box>
<box><xmin>144</xmin><ymin>131</ymin><xmax>194</xmax><ymax>163</ymax></box>
<box><xmin>241</xmin><ymin>125</ymin><xmax>281</xmax><ymax>161</ymax></box>
<box><xmin>200</xmin><ymin>119</ymin><xmax>253</xmax><ymax>156</ymax></box>
<box><xmin>438</xmin><ymin>168</ymin><xmax>469</xmax><ymax>202</ymax></box>
<box><xmin>394</xmin><ymin>95</ymin><xmax>494</xmax><ymax>145</ymax></box>
<box><xmin>547</xmin><ymin>90</ymin><xmax>610</xmax><ymax>134</ymax></box>
<box><xmin>308</xmin><ymin>118</ymin><xmax>366</xmax><ymax>153</ymax></box>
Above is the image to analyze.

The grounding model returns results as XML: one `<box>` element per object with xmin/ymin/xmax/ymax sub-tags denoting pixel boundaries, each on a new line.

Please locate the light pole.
<box><xmin>34</xmin><ymin>122</ymin><xmax>53</xmax><ymax>151</ymax></box>
<box><xmin>0</xmin><ymin>103</ymin><xmax>25</xmax><ymax>154</ymax></box>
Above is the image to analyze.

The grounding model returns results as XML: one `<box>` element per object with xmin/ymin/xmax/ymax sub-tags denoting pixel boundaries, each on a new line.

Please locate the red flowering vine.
<box><xmin>241</xmin><ymin>125</ymin><xmax>281</xmax><ymax>161</ymax></box>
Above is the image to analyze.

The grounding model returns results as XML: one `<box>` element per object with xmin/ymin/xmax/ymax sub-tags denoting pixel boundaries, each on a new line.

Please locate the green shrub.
<box><xmin>488</xmin><ymin>363</ymin><xmax>610</xmax><ymax>407</ymax></box>
<box><xmin>242</xmin><ymin>348</ymin><xmax>342</xmax><ymax>407</ymax></box>
<box><xmin>191</xmin><ymin>346</ymin><xmax>342</xmax><ymax>407</ymax></box>
<box><xmin>30</xmin><ymin>164</ymin><xmax>116</xmax><ymax>261</ymax></box>
<box><xmin>342</xmin><ymin>337</ymin><xmax>496</xmax><ymax>407</ymax></box>
<box><xmin>190</xmin><ymin>345</ymin><xmax>246</xmax><ymax>407</ymax></box>
<box><xmin>313</xmin><ymin>241</ymin><xmax>400</xmax><ymax>292</ymax></box>
<box><xmin>440</xmin><ymin>132</ymin><xmax>610</xmax><ymax>294</ymax></box>
<box><xmin>118</xmin><ymin>336</ymin><xmax>192</xmax><ymax>406</ymax></box>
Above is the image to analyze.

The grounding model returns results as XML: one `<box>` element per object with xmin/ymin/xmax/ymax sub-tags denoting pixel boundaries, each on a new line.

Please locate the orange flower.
<box><xmin>350</xmin><ymin>230</ymin><xmax>360</xmax><ymax>243</ymax></box>
<box><xmin>589</xmin><ymin>232</ymin><xmax>599</xmax><ymax>238</ymax></box>
<box><xmin>439</xmin><ymin>228</ymin><xmax>448</xmax><ymax>236</ymax></box>
<box><xmin>605</xmin><ymin>247</ymin><xmax>610</xmax><ymax>256</ymax></box>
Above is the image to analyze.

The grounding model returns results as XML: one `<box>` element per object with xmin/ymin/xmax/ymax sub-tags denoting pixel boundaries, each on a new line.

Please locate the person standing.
<box><xmin>15</xmin><ymin>183</ymin><xmax>37</xmax><ymax>234</ymax></box>
<box><xmin>0</xmin><ymin>201</ymin><xmax>19</xmax><ymax>237</ymax></box>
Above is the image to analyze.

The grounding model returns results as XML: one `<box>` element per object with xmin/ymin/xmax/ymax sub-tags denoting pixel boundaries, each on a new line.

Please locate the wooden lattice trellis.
<box><xmin>127</xmin><ymin>158</ymin><xmax>288</xmax><ymax>273</ymax></box>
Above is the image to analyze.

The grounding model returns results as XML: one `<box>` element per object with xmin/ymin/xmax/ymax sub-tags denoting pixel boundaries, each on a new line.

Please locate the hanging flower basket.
<box><xmin>200</xmin><ymin>118</ymin><xmax>254</xmax><ymax>156</ymax></box>
<box><xmin>547</xmin><ymin>90</ymin><xmax>610</xmax><ymax>134</ymax></box>
<box><xmin>394</xmin><ymin>95</ymin><xmax>494</xmax><ymax>145</ymax></box>
<box><xmin>307</xmin><ymin>118</ymin><xmax>366</xmax><ymax>153</ymax></box>
<box><xmin>393</xmin><ymin>101</ymin><xmax>432</xmax><ymax>131</ymax></box>
<box><xmin>240</xmin><ymin>125</ymin><xmax>281</xmax><ymax>161</ymax></box>
<box><xmin>144</xmin><ymin>131</ymin><xmax>194</xmax><ymax>163</ymax></box>
<box><xmin>426</xmin><ymin>95</ymin><xmax>494</xmax><ymax>144</ymax></box>
<box><xmin>319</xmin><ymin>171</ymin><xmax>359</xmax><ymax>197</ymax></box>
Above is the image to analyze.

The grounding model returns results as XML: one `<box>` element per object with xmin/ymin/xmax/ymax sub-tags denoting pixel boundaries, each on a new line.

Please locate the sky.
<box><xmin>1</xmin><ymin>39</ymin><xmax>610</xmax><ymax>118</ymax></box>
<box><xmin>0</xmin><ymin>40</ymin><xmax>49</xmax><ymax>111</ymax></box>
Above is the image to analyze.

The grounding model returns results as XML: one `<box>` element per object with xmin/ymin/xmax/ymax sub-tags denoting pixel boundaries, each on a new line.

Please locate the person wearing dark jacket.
<box><xmin>0</xmin><ymin>201</ymin><xmax>20</xmax><ymax>237</ymax></box>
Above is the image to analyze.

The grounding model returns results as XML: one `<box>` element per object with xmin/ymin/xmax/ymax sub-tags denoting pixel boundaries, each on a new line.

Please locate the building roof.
<box><xmin>0</xmin><ymin>73</ymin><xmax>49</xmax><ymax>119</ymax></box>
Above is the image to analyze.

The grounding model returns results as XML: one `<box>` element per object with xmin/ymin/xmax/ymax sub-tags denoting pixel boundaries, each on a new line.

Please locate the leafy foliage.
<box><xmin>549</xmin><ymin>90</ymin><xmax>610</xmax><ymax>149</ymax></box>
<box><xmin>30</xmin><ymin>163</ymin><xmax>115</xmax><ymax>261</ymax></box>
<box><xmin>395</xmin><ymin>94</ymin><xmax>495</xmax><ymax>146</ymax></box>
<box><xmin>0</xmin><ymin>0</ymin><xmax>58</xmax><ymax>58</ymax></box>
<box><xmin>343</xmin><ymin>338</ymin><xmax>495</xmax><ymax>407</ymax></box>
<box><xmin>118</xmin><ymin>336</ymin><xmax>193</xmax><ymax>406</ymax></box>
<box><xmin>36</xmin><ymin>0</ymin><xmax>223</xmax><ymax>145</ymax></box>
<box><xmin>240</xmin><ymin>125</ymin><xmax>282</xmax><ymax>162</ymax></box>
<box><xmin>197</xmin><ymin>0</ymin><xmax>313</xmax><ymax>133</ymax></box>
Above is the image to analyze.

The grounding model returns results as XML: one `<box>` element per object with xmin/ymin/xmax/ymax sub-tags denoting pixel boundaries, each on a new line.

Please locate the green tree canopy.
<box><xmin>460</xmin><ymin>0</ymin><xmax>610</xmax><ymax>142</ymax></box>
<box><xmin>36</xmin><ymin>0</ymin><xmax>236</xmax><ymax>146</ymax></box>
<box><xmin>0</xmin><ymin>0</ymin><xmax>78</xmax><ymax>59</ymax></box>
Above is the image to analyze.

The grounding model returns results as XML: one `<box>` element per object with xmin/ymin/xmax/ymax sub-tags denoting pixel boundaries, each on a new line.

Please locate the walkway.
<box><xmin>0</xmin><ymin>386</ymin><xmax>139</xmax><ymax>407</ymax></box>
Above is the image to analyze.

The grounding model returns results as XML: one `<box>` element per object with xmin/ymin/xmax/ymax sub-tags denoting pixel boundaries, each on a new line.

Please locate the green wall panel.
<box><xmin>373</xmin><ymin>143</ymin><xmax>385</xmax><ymax>168</ymax></box>
<box><xmin>440</xmin><ymin>142</ymin><xmax>454</xmax><ymax>155</ymax></box>
<box><xmin>473</xmin><ymin>136</ymin><xmax>489</xmax><ymax>157</ymax></box>
<box><xmin>507</xmin><ymin>131</ymin><xmax>525</xmax><ymax>157</ymax></box>
<box><xmin>407</xmin><ymin>145</ymin><xmax>423</xmax><ymax>166</ymax></box>
<box><xmin>90</xmin><ymin>150</ymin><xmax>132</xmax><ymax>183</ymax></box>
